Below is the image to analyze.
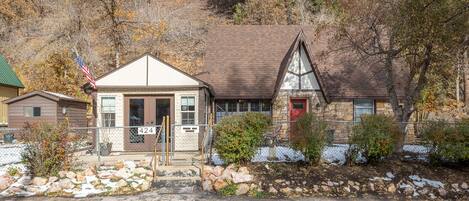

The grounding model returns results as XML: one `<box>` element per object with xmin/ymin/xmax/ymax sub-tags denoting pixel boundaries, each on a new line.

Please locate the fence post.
<box><xmin>96</xmin><ymin>127</ymin><xmax>101</xmax><ymax>166</ymax></box>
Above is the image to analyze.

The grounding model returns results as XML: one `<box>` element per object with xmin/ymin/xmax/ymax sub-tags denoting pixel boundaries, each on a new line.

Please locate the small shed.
<box><xmin>3</xmin><ymin>91</ymin><xmax>88</xmax><ymax>128</ymax></box>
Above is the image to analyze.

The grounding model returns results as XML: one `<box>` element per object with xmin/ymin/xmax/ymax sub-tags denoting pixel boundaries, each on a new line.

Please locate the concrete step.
<box><xmin>153</xmin><ymin>165</ymin><xmax>201</xmax><ymax>194</ymax></box>
<box><xmin>156</xmin><ymin>168</ymin><xmax>199</xmax><ymax>177</ymax></box>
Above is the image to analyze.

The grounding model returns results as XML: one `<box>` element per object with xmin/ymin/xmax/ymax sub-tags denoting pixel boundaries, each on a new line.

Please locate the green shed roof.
<box><xmin>0</xmin><ymin>54</ymin><xmax>24</xmax><ymax>88</ymax></box>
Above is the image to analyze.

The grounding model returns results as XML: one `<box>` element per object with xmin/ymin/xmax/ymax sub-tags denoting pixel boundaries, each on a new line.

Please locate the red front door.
<box><xmin>290</xmin><ymin>98</ymin><xmax>307</xmax><ymax>122</ymax></box>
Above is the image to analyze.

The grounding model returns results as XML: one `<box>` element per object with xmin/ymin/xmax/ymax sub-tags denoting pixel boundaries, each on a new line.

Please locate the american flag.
<box><xmin>75</xmin><ymin>55</ymin><xmax>96</xmax><ymax>89</ymax></box>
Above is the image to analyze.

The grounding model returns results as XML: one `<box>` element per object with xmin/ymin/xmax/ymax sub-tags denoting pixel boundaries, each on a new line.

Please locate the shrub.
<box><xmin>348</xmin><ymin>114</ymin><xmax>400</xmax><ymax>164</ymax></box>
<box><xmin>290</xmin><ymin>113</ymin><xmax>327</xmax><ymax>164</ymax></box>
<box><xmin>219</xmin><ymin>183</ymin><xmax>238</xmax><ymax>196</ymax></box>
<box><xmin>214</xmin><ymin>112</ymin><xmax>271</xmax><ymax>164</ymax></box>
<box><xmin>421</xmin><ymin>119</ymin><xmax>469</xmax><ymax>164</ymax></box>
<box><xmin>21</xmin><ymin>122</ymin><xmax>76</xmax><ymax>177</ymax></box>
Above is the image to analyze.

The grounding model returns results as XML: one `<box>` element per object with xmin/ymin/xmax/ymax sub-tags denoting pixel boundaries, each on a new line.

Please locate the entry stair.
<box><xmin>153</xmin><ymin>152</ymin><xmax>203</xmax><ymax>193</ymax></box>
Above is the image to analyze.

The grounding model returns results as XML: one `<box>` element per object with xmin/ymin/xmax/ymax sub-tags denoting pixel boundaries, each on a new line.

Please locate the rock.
<box><xmin>58</xmin><ymin>171</ymin><xmax>67</xmax><ymax>178</ymax></box>
<box><xmin>302</xmin><ymin>181</ymin><xmax>307</xmax><ymax>185</ymax></box>
<box><xmin>437</xmin><ymin>188</ymin><xmax>447</xmax><ymax>197</ymax></box>
<box><xmin>213</xmin><ymin>166</ymin><xmax>224</xmax><ymax>177</ymax></box>
<box><xmin>387</xmin><ymin>183</ymin><xmax>396</xmax><ymax>193</ymax></box>
<box><xmin>343</xmin><ymin>186</ymin><xmax>351</xmax><ymax>193</ymax></box>
<box><xmin>124</xmin><ymin>161</ymin><xmax>136</xmax><ymax>170</ymax></box>
<box><xmin>202</xmin><ymin>166</ymin><xmax>213</xmax><ymax>179</ymax></box>
<box><xmin>418</xmin><ymin>188</ymin><xmax>429</xmax><ymax>195</ymax></box>
<box><xmin>295</xmin><ymin>187</ymin><xmax>303</xmax><ymax>193</ymax></box>
<box><xmin>268</xmin><ymin>186</ymin><xmax>278</xmax><ymax>194</ymax></box>
<box><xmin>208</xmin><ymin>174</ymin><xmax>217</xmax><ymax>182</ymax></box>
<box><xmin>220</xmin><ymin>168</ymin><xmax>234</xmax><ymax>181</ymax></box>
<box><xmin>138</xmin><ymin>160</ymin><xmax>150</xmax><ymax>167</ymax></box>
<box><xmin>32</xmin><ymin>177</ymin><xmax>48</xmax><ymax>186</ymax></box>
<box><xmin>312</xmin><ymin>185</ymin><xmax>319</xmax><ymax>192</ymax></box>
<box><xmin>141</xmin><ymin>180</ymin><xmax>151</xmax><ymax>191</ymax></box>
<box><xmin>231</xmin><ymin>172</ymin><xmax>253</xmax><ymax>183</ymax></box>
<box><xmin>429</xmin><ymin>193</ymin><xmax>437</xmax><ymax>199</ymax></box>
<box><xmin>321</xmin><ymin>185</ymin><xmax>331</xmax><ymax>192</ymax></box>
<box><xmin>114</xmin><ymin>169</ymin><xmax>131</xmax><ymax>179</ymax></box>
<box><xmin>117</xmin><ymin>179</ymin><xmax>128</xmax><ymax>188</ymax></box>
<box><xmin>47</xmin><ymin>182</ymin><xmax>62</xmax><ymax>193</ymax></box>
<box><xmin>213</xmin><ymin>179</ymin><xmax>227</xmax><ymax>191</ymax></box>
<box><xmin>76</xmin><ymin>173</ymin><xmax>85</xmax><ymax>183</ymax></box>
<box><xmin>451</xmin><ymin>183</ymin><xmax>460</xmax><ymax>191</ymax></box>
<box><xmin>275</xmin><ymin>179</ymin><xmax>285</xmax><ymax>183</ymax></box>
<box><xmin>115</xmin><ymin>161</ymin><xmax>125</xmax><ymax>169</ymax></box>
<box><xmin>386</xmin><ymin>172</ymin><xmax>395</xmax><ymax>179</ymax></box>
<box><xmin>59</xmin><ymin>179</ymin><xmax>74</xmax><ymax>189</ymax></box>
<box><xmin>134</xmin><ymin>167</ymin><xmax>148</xmax><ymax>175</ymax></box>
<box><xmin>236</xmin><ymin>183</ymin><xmax>250</xmax><ymax>195</ymax></box>
<box><xmin>238</xmin><ymin>167</ymin><xmax>249</xmax><ymax>175</ymax></box>
<box><xmin>327</xmin><ymin>181</ymin><xmax>334</xmax><ymax>187</ymax></box>
<box><xmin>280</xmin><ymin>187</ymin><xmax>292</xmax><ymax>195</ymax></box>
<box><xmin>130</xmin><ymin>182</ymin><xmax>139</xmax><ymax>189</ymax></box>
<box><xmin>0</xmin><ymin>175</ymin><xmax>14</xmax><ymax>190</ymax></box>
<box><xmin>368</xmin><ymin>182</ymin><xmax>375</xmax><ymax>191</ymax></box>
<box><xmin>352</xmin><ymin>185</ymin><xmax>360</xmax><ymax>191</ymax></box>
<box><xmin>84</xmin><ymin>168</ymin><xmax>96</xmax><ymax>176</ymax></box>
<box><xmin>403</xmin><ymin>186</ymin><xmax>414</xmax><ymax>196</ymax></box>
<box><xmin>48</xmin><ymin>176</ymin><xmax>58</xmax><ymax>183</ymax></box>
<box><xmin>66</xmin><ymin>171</ymin><xmax>76</xmax><ymax>179</ymax></box>
<box><xmin>461</xmin><ymin>182</ymin><xmax>468</xmax><ymax>190</ymax></box>
<box><xmin>347</xmin><ymin>180</ymin><xmax>354</xmax><ymax>186</ymax></box>
<box><xmin>202</xmin><ymin>180</ymin><xmax>213</xmax><ymax>191</ymax></box>
<box><xmin>26</xmin><ymin>186</ymin><xmax>46</xmax><ymax>194</ymax></box>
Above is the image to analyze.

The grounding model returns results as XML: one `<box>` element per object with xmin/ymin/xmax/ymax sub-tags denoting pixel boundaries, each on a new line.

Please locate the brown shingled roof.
<box><xmin>198</xmin><ymin>25</ymin><xmax>406</xmax><ymax>100</ymax></box>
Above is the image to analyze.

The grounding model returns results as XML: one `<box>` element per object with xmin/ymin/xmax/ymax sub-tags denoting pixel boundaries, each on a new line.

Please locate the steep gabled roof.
<box><xmin>272</xmin><ymin>30</ymin><xmax>329</xmax><ymax>102</ymax></box>
<box><xmin>198</xmin><ymin>25</ymin><xmax>406</xmax><ymax>100</ymax></box>
<box><xmin>0</xmin><ymin>54</ymin><xmax>24</xmax><ymax>88</ymax></box>
<box><xmin>3</xmin><ymin>90</ymin><xmax>88</xmax><ymax>104</ymax></box>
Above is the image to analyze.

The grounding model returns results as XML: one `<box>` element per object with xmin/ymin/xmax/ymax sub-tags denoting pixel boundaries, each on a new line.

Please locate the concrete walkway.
<box><xmin>9</xmin><ymin>190</ymin><xmax>381</xmax><ymax>201</ymax></box>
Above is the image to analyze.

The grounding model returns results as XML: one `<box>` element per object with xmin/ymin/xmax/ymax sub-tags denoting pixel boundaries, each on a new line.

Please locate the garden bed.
<box><xmin>248</xmin><ymin>159</ymin><xmax>469</xmax><ymax>200</ymax></box>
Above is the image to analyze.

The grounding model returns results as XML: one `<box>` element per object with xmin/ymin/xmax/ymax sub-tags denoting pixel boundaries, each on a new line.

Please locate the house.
<box><xmin>0</xmin><ymin>54</ymin><xmax>24</xmax><ymax>126</ymax></box>
<box><xmin>92</xmin><ymin>54</ymin><xmax>212</xmax><ymax>152</ymax></box>
<box><xmin>91</xmin><ymin>25</ymin><xmax>415</xmax><ymax>152</ymax></box>
<box><xmin>3</xmin><ymin>91</ymin><xmax>88</xmax><ymax>128</ymax></box>
<box><xmin>197</xmin><ymin>25</ymin><xmax>411</xmax><ymax>143</ymax></box>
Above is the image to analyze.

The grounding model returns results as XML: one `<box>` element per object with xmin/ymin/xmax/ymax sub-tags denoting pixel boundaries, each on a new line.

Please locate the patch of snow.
<box><xmin>386</xmin><ymin>172</ymin><xmax>395</xmax><ymax>179</ymax></box>
<box><xmin>322</xmin><ymin>144</ymin><xmax>349</xmax><ymax>165</ymax></box>
<box><xmin>409</xmin><ymin>175</ymin><xmax>444</xmax><ymax>188</ymax></box>
<box><xmin>403</xmin><ymin>145</ymin><xmax>430</xmax><ymax>154</ymax></box>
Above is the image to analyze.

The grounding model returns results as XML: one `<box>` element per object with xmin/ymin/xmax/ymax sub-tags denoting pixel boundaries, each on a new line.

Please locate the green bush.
<box><xmin>219</xmin><ymin>183</ymin><xmax>238</xmax><ymax>196</ymax></box>
<box><xmin>291</xmin><ymin>113</ymin><xmax>327</xmax><ymax>164</ymax></box>
<box><xmin>421</xmin><ymin>119</ymin><xmax>469</xmax><ymax>164</ymax></box>
<box><xmin>348</xmin><ymin>114</ymin><xmax>400</xmax><ymax>164</ymax></box>
<box><xmin>21</xmin><ymin>122</ymin><xmax>76</xmax><ymax>177</ymax></box>
<box><xmin>214</xmin><ymin>112</ymin><xmax>271</xmax><ymax>164</ymax></box>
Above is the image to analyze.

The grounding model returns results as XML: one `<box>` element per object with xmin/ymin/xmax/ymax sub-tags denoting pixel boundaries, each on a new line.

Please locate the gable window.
<box><xmin>353</xmin><ymin>99</ymin><xmax>375</xmax><ymax>122</ymax></box>
<box><xmin>181</xmin><ymin>96</ymin><xmax>195</xmax><ymax>125</ymax></box>
<box><xmin>280</xmin><ymin>44</ymin><xmax>319</xmax><ymax>90</ymax></box>
<box><xmin>101</xmin><ymin>97</ymin><xmax>115</xmax><ymax>127</ymax></box>
<box><xmin>24</xmin><ymin>107</ymin><xmax>41</xmax><ymax>117</ymax></box>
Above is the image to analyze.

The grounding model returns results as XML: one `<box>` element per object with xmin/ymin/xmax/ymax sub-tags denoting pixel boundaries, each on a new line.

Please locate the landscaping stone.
<box><xmin>48</xmin><ymin>176</ymin><xmax>58</xmax><ymax>183</ymax></box>
<box><xmin>231</xmin><ymin>172</ymin><xmax>253</xmax><ymax>183</ymax></box>
<box><xmin>66</xmin><ymin>172</ymin><xmax>76</xmax><ymax>179</ymax></box>
<box><xmin>59</xmin><ymin>178</ymin><xmax>75</xmax><ymax>189</ymax></box>
<box><xmin>0</xmin><ymin>176</ymin><xmax>14</xmax><ymax>190</ymax></box>
<box><xmin>438</xmin><ymin>188</ymin><xmax>447</xmax><ymax>197</ymax></box>
<box><xmin>117</xmin><ymin>179</ymin><xmax>128</xmax><ymax>188</ymax></box>
<box><xmin>461</xmin><ymin>182</ymin><xmax>468</xmax><ymax>190</ymax></box>
<box><xmin>202</xmin><ymin>180</ymin><xmax>213</xmax><ymax>191</ymax></box>
<box><xmin>268</xmin><ymin>186</ymin><xmax>278</xmax><ymax>194</ymax></box>
<box><xmin>236</xmin><ymin>183</ymin><xmax>250</xmax><ymax>195</ymax></box>
<box><xmin>58</xmin><ymin>171</ymin><xmax>67</xmax><ymax>178</ymax></box>
<box><xmin>213</xmin><ymin>179</ymin><xmax>227</xmax><ymax>191</ymax></box>
<box><xmin>387</xmin><ymin>183</ymin><xmax>396</xmax><ymax>193</ymax></box>
<box><xmin>238</xmin><ymin>167</ymin><xmax>249</xmax><ymax>175</ymax></box>
<box><xmin>32</xmin><ymin>177</ymin><xmax>48</xmax><ymax>186</ymax></box>
<box><xmin>280</xmin><ymin>187</ymin><xmax>292</xmax><ymax>195</ymax></box>
<box><xmin>213</xmin><ymin>166</ymin><xmax>224</xmax><ymax>177</ymax></box>
<box><xmin>141</xmin><ymin>181</ymin><xmax>151</xmax><ymax>191</ymax></box>
<box><xmin>115</xmin><ymin>161</ymin><xmax>125</xmax><ymax>169</ymax></box>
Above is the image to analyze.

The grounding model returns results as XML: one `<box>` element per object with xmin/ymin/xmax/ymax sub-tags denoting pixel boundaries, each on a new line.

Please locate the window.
<box><xmin>353</xmin><ymin>99</ymin><xmax>374</xmax><ymax>122</ymax></box>
<box><xmin>101</xmin><ymin>97</ymin><xmax>115</xmax><ymax>127</ymax></box>
<box><xmin>181</xmin><ymin>96</ymin><xmax>195</xmax><ymax>125</ymax></box>
<box><xmin>24</xmin><ymin>107</ymin><xmax>41</xmax><ymax>117</ymax></box>
<box><xmin>239</xmin><ymin>101</ymin><xmax>249</xmax><ymax>112</ymax></box>
<box><xmin>214</xmin><ymin>99</ymin><xmax>272</xmax><ymax>123</ymax></box>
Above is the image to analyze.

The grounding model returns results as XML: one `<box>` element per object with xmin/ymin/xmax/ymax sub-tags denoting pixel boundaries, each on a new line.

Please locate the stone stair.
<box><xmin>153</xmin><ymin>165</ymin><xmax>201</xmax><ymax>194</ymax></box>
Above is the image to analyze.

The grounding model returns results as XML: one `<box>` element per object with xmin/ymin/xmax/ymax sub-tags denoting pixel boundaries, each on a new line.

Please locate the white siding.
<box><xmin>96</xmin><ymin>55</ymin><xmax>199</xmax><ymax>87</ymax></box>
<box><xmin>96</xmin><ymin>93</ymin><xmax>124</xmax><ymax>151</ymax></box>
<box><xmin>280</xmin><ymin>46</ymin><xmax>320</xmax><ymax>90</ymax></box>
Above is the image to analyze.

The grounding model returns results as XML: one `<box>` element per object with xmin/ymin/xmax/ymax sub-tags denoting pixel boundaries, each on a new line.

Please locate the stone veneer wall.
<box><xmin>272</xmin><ymin>92</ymin><xmax>418</xmax><ymax>144</ymax></box>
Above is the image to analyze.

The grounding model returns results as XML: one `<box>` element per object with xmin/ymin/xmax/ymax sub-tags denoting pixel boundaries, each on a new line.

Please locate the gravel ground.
<box><xmin>6</xmin><ymin>190</ymin><xmax>381</xmax><ymax>201</ymax></box>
